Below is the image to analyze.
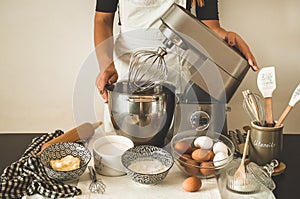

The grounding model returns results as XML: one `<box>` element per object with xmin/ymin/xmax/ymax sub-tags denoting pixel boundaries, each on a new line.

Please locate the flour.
<box><xmin>128</xmin><ymin>159</ymin><xmax>168</xmax><ymax>174</ymax></box>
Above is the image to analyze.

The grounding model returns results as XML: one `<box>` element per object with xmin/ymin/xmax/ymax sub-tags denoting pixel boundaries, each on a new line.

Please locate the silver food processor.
<box><xmin>107</xmin><ymin>3</ymin><xmax>250</xmax><ymax>147</ymax></box>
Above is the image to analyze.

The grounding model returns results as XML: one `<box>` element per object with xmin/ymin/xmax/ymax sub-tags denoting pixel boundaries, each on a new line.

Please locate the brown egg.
<box><xmin>208</xmin><ymin>150</ymin><xmax>215</xmax><ymax>161</ymax></box>
<box><xmin>184</xmin><ymin>159</ymin><xmax>199</xmax><ymax>175</ymax></box>
<box><xmin>182</xmin><ymin>176</ymin><xmax>202</xmax><ymax>192</ymax></box>
<box><xmin>191</xmin><ymin>149</ymin><xmax>211</xmax><ymax>162</ymax></box>
<box><xmin>190</xmin><ymin>146</ymin><xmax>198</xmax><ymax>153</ymax></box>
<box><xmin>174</xmin><ymin>141</ymin><xmax>193</xmax><ymax>155</ymax></box>
<box><xmin>179</xmin><ymin>154</ymin><xmax>192</xmax><ymax>166</ymax></box>
<box><xmin>200</xmin><ymin>162</ymin><xmax>215</xmax><ymax>176</ymax></box>
<box><xmin>179</xmin><ymin>153</ymin><xmax>192</xmax><ymax>162</ymax></box>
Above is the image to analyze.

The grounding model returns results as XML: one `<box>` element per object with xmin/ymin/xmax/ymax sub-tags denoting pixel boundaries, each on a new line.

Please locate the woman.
<box><xmin>94</xmin><ymin>0</ymin><xmax>258</xmax><ymax>102</ymax></box>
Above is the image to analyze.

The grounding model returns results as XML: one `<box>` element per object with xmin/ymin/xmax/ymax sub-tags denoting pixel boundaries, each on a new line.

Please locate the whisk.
<box><xmin>242</xmin><ymin>89</ymin><xmax>265</xmax><ymax>126</ymax></box>
<box><xmin>88</xmin><ymin>166</ymin><xmax>106</xmax><ymax>194</ymax></box>
<box><xmin>128</xmin><ymin>46</ymin><xmax>168</xmax><ymax>93</ymax></box>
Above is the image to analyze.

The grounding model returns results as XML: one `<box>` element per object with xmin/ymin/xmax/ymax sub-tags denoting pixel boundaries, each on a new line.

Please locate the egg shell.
<box><xmin>194</xmin><ymin>136</ymin><xmax>213</xmax><ymax>149</ymax></box>
<box><xmin>213</xmin><ymin>152</ymin><xmax>228</xmax><ymax>167</ymax></box>
<box><xmin>179</xmin><ymin>154</ymin><xmax>192</xmax><ymax>166</ymax></box>
<box><xmin>191</xmin><ymin>149</ymin><xmax>211</xmax><ymax>162</ymax></box>
<box><xmin>179</xmin><ymin>153</ymin><xmax>192</xmax><ymax>162</ymax></box>
<box><xmin>200</xmin><ymin>162</ymin><xmax>215</xmax><ymax>176</ymax></box>
<box><xmin>174</xmin><ymin>141</ymin><xmax>193</xmax><ymax>155</ymax></box>
<box><xmin>184</xmin><ymin>159</ymin><xmax>199</xmax><ymax>175</ymax></box>
<box><xmin>208</xmin><ymin>150</ymin><xmax>215</xmax><ymax>161</ymax></box>
<box><xmin>182</xmin><ymin>176</ymin><xmax>202</xmax><ymax>192</ymax></box>
<box><xmin>213</xmin><ymin>141</ymin><xmax>228</xmax><ymax>155</ymax></box>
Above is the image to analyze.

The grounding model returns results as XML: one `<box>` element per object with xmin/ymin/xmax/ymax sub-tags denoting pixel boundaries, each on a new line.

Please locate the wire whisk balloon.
<box><xmin>128</xmin><ymin>47</ymin><xmax>168</xmax><ymax>93</ymax></box>
<box><xmin>242</xmin><ymin>89</ymin><xmax>265</xmax><ymax>126</ymax></box>
<box><xmin>88</xmin><ymin>166</ymin><xmax>106</xmax><ymax>194</ymax></box>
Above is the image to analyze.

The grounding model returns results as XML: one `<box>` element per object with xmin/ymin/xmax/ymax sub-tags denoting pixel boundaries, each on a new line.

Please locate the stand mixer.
<box><xmin>158</xmin><ymin>3</ymin><xmax>250</xmax><ymax>136</ymax></box>
<box><xmin>107</xmin><ymin>3</ymin><xmax>250</xmax><ymax>147</ymax></box>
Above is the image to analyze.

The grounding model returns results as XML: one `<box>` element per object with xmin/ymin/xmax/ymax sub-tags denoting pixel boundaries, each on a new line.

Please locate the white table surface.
<box><xmin>22</xmin><ymin>129</ymin><xmax>276</xmax><ymax>199</ymax></box>
<box><xmin>76</xmin><ymin>162</ymin><xmax>221</xmax><ymax>199</ymax></box>
<box><xmin>75</xmin><ymin>130</ymin><xmax>222</xmax><ymax>199</ymax></box>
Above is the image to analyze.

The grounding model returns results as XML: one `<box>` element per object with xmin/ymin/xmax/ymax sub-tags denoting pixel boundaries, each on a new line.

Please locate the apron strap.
<box><xmin>117</xmin><ymin>3</ymin><xmax>121</xmax><ymax>25</ymax></box>
<box><xmin>117</xmin><ymin>1</ymin><xmax>190</xmax><ymax>27</ymax></box>
<box><xmin>186</xmin><ymin>0</ymin><xmax>192</xmax><ymax>11</ymax></box>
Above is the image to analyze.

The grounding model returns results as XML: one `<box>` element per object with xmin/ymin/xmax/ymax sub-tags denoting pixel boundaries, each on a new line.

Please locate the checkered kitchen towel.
<box><xmin>0</xmin><ymin>130</ymin><xmax>81</xmax><ymax>199</ymax></box>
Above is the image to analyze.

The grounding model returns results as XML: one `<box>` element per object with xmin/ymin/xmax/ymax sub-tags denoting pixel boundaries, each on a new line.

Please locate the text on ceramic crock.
<box><xmin>253</xmin><ymin>140</ymin><xmax>276</xmax><ymax>148</ymax></box>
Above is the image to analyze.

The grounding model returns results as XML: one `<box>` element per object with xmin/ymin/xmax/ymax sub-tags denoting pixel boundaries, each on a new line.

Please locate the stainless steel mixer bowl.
<box><xmin>106</xmin><ymin>81</ymin><xmax>176</xmax><ymax>147</ymax></box>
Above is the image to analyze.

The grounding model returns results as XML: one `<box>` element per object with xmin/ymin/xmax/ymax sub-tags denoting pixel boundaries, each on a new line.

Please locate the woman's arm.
<box><xmin>94</xmin><ymin>12</ymin><xmax>115</xmax><ymax>71</ymax></box>
<box><xmin>202</xmin><ymin>19</ymin><xmax>259</xmax><ymax>71</ymax></box>
<box><xmin>94</xmin><ymin>12</ymin><xmax>118</xmax><ymax>102</ymax></box>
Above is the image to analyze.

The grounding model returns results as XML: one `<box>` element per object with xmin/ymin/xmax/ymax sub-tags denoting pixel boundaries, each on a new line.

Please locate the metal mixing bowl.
<box><xmin>106</xmin><ymin>81</ymin><xmax>175</xmax><ymax>147</ymax></box>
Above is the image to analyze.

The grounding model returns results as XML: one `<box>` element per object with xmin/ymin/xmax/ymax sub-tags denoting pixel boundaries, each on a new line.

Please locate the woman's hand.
<box><xmin>201</xmin><ymin>20</ymin><xmax>259</xmax><ymax>71</ymax></box>
<box><xmin>96</xmin><ymin>63</ymin><xmax>118</xmax><ymax>102</ymax></box>
<box><xmin>225</xmin><ymin>31</ymin><xmax>259</xmax><ymax>71</ymax></box>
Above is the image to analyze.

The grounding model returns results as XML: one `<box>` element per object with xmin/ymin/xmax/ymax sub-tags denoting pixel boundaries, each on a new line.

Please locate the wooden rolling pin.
<box><xmin>37</xmin><ymin>121</ymin><xmax>102</xmax><ymax>155</ymax></box>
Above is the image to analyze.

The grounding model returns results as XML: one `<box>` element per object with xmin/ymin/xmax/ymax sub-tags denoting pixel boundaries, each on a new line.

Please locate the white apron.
<box><xmin>114</xmin><ymin>0</ymin><xmax>186</xmax><ymax>83</ymax></box>
<box><xmin>105</xmin><ymin>0</ymin><xmax>187</xmax><ymax>132</ymax></box>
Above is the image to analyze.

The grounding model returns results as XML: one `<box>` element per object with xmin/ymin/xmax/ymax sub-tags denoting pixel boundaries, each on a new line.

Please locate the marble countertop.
<box><xmin>76</xmin><ymin>162</ymin><xmax>222</xmax><ymax>199</ymax></box>
<box><xmin>74</xmin><ymin>130</ymin><xmax>222</xmax><ymax>199</ymax></box>
<box><xmin>20</xmin><ymin>129</ymin><xmax>276</xmax><ymax>199</ymax></box>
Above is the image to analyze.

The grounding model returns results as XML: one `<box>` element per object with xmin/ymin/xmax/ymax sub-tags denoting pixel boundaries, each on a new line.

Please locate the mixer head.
<box><xmin>159</xmin><ymin>3</ymin><xmax>250</xmax><ymax>103</ymax></box>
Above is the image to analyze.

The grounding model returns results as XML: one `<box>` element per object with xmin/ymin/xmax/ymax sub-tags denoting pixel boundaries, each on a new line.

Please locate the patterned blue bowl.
<box><xmin>40</xmin><ymin>142</ymin><xmax>91</xmax><ymax>181</ymax></box>
<box><xmin>121</xmin><ymin>145</ymin><xmax>174</xmax><ymax>184</ymax></box>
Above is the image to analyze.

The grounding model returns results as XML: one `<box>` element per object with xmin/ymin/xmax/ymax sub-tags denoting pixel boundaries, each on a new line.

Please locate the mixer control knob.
<box><xmin>190</xmin><ymin>111</ymin><xmax>210</xmax><ymax>131</ymax></box>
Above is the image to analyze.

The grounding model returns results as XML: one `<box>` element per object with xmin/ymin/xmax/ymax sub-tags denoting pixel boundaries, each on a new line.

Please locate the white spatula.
<box><xmin>275</xmin><ymin>84</ymin><xmax>300</xmax><ymax>127</ymax></box>
<box><xmin>257</xmin><ymin>66</ymin><xmax>276</xmax><ymax>126</ymax></box>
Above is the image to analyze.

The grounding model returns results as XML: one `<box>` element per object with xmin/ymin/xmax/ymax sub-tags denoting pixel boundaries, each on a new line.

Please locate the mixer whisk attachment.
<box><xmin>128</xmin><ymin>47</ymin><xmax>168</xmax><ymax>93</ymax></box>
<box><xmin>242</xmin><ymin>89</ymin><xmax>265</xmax><ymax>126</ymax></box>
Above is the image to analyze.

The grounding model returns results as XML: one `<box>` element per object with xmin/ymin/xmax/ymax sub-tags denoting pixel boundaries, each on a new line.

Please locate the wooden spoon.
<box><xmin>275</xmin><ymin>84</ymin><xmax>300</xmax><ymax>127</ymax></box>
<box><xmin>234</xmin><ymin>130</ymin><xmax>250</xmax><ymax>179</ymax></box>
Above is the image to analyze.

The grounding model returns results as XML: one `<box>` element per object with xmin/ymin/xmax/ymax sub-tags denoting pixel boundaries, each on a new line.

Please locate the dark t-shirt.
<box><xmin>95</xmin><ymin>0</ymin><xmax>219</xmax><ymax>20</ymax></box>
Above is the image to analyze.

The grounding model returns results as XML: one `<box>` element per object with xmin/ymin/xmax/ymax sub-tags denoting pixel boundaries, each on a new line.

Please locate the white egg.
<box><xmin>213</xmin><ymin>142</ymin><xmax>228</xmax><ymax>155</ymax></box>
<box><xmin>213</xmin><ymin>152</ymin><xmax>228</xmax><ymax>167</ymax></box>
<box><xmin>194</xmin><ymin>136</ymin><xmax>213</xmax><ymax>149</ymax></box>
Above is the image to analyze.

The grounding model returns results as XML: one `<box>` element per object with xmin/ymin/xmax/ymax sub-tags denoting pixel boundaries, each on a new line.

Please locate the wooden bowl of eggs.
<box><xmin>171</xmin><ymin>130</ymin><xmax>234</xmax><ymax>178</ymax></box>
